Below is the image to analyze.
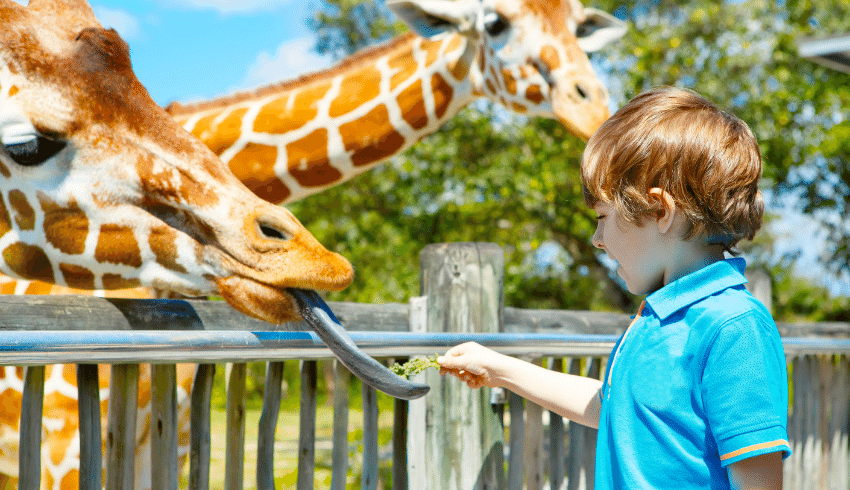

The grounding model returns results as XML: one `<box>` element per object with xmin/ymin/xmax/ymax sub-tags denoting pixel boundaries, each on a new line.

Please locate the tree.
<box><xmin>294</xmin><ymin>0</ymin><xmax>849</xmax><ymax>318</ymax></box>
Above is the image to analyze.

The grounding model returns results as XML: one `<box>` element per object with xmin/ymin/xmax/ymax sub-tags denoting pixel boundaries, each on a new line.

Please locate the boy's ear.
<box><xmin>647</xmin><ymin>188</ymin><xmax>676</xmax><ymax>234</ymax></box>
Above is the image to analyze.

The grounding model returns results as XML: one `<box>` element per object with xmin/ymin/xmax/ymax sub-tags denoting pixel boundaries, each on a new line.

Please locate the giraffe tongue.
<box><xmin>288</xmin><ymin>288</ymin><xmax>430</xmax><ymax>400</ymax></box>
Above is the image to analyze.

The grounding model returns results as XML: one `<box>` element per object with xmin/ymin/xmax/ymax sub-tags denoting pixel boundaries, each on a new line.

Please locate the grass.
<box><xmin>181</xmin><ymin>403</ymin><xmax>396</xmax><ymax>489</ymax></box>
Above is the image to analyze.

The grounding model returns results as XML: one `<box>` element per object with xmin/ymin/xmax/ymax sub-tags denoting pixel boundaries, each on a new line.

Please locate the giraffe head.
<box><xmin>0</xmin><ymin>0</ymin><xmax>354</xmax><ymax>324</ymax></box>
<box><xmin>389</xmin><ymin>0</ymin><xmax>626</xmax><ymax>140</ymax></box>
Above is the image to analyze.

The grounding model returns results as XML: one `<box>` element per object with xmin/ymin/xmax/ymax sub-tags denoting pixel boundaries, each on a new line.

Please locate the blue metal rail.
<box><xmin>0</xmin><ymin>330</ymin><xmax>845</xmax><ymax>365</ymax></box>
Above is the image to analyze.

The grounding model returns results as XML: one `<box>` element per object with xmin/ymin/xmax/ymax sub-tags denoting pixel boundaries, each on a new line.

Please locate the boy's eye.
<box><xmin>595</xmin><ymin>215</ymin><xmax>607</xmax><ymax>221</ymax></box>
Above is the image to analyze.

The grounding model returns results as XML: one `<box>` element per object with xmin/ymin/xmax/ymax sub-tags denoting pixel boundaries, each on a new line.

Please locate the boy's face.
<box><xmin>591</xmin><ymin>201</ymin><xmax>667</xmax><ymax>295</ymax></box>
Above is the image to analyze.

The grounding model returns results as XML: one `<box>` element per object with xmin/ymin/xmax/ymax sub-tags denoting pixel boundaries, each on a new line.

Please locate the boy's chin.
<box><xmin>620</xmin><ymin>269</ymin><xmax>663</xmax><ymax>296</ymax></box>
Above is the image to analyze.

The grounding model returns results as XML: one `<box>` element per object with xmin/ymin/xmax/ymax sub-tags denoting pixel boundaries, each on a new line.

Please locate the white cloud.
<box><xmin>237</xmin><ymin>37</ymin><xmax>334</xmax><ymax>90</ymax></box>
<box><xmin>92</xmin><ymin>6</ymin><xmax>142</xmax><ymax>41</ymax></box>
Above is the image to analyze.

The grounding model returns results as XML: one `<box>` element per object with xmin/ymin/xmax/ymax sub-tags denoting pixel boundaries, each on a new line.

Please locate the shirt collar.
<box><xmin>644</xmin><ymin>257</ymin><xmax>748</xmax><ymax>320</ymax></box>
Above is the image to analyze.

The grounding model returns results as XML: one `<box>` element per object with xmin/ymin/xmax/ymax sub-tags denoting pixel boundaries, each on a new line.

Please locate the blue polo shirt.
<box><xmin>596</xmin><ymin>258</ymin><xmax>790</xmax><ymax>489</ymax></box>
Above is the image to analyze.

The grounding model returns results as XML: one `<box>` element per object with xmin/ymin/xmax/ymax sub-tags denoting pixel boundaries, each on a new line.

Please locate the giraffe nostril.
<box><xmin>576</xmin><ymin>83</ymin><xmax>590</xmax><ymax>101</ymax></box>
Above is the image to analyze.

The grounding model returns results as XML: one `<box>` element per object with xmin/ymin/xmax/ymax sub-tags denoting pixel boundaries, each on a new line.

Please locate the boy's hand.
<box><xmin>438</xmin><ymin>342</ymin><xmax>504</xmax><ymax>389</ymax></box>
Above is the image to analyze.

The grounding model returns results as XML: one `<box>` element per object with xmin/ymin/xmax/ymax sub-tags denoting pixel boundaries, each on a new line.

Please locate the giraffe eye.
<box><xmin>576</xmin><ymin>17</ymin><xmax>600</xmax><ymax>39</ymax></box>
<box><xmin>1</xmin><ymin>135</ymin><xmax>66</xmax><ymax>166</ymax></box>
<box><xmin>483</xmin><ymin>13</ymin><xmax>509</xmax><ymax>37</ymax></box>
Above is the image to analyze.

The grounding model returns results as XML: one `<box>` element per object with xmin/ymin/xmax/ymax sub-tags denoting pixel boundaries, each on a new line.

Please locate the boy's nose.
<box><xmin>591</xmin><ymin>228</ymin><xmax>604</xmax><ymax>250</ymax></box>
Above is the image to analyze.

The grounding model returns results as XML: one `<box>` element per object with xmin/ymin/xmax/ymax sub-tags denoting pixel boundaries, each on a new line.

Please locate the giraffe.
<box><xmin>165</xmin><ymin>0</ymin><xmax>627</xmax><ymax>205</ymax></box>
<box><xmin>0</xmin><ymin>1</ymin><xmax>429</xmax><ymax>489</ymax></box>
<box><xmin>0</xmin><ymin>0</ymin><xmax>625</xmax><ymax>487</ymax></box>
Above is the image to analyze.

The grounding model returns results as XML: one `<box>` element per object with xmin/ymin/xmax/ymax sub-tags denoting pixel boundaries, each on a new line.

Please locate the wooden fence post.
<box><xmin>412</xmin><ymin>242</ymin><xmax>505</xmax><ymax>489</ymax></box>
<box><xmin>745</xmin><ymin>268</ymin><xmax>772</xmax><ymax>314</ymax></box>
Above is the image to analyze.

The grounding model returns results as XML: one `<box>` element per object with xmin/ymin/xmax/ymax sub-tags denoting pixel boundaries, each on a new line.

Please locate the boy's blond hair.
<box><xmin>581</xmin><ymin>86</ymin><xmax>764</xmax><ymax>252</ymax></box>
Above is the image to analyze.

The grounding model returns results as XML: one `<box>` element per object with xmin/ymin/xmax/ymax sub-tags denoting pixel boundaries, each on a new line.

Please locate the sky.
<box><xmin>47</xmin><ymin>0</ymin><xmax>336</xmax><ymax>107</ymax></box>
<box><xmin>10</xmin><ymin>0</ymin><xmax>848</xmax><ymax>297</ymax></box>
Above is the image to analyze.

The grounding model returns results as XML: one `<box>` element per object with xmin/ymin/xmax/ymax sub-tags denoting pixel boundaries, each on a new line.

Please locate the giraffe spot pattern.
<box><xmin>8</xmin><ymin>190</ymin><xmax>35</xmax><ymax>230</ymax></box>
<box><xmin>526</xmin><ymin>84</ymin><xmax>545</xmax><ymax>104</ymax></box>
<box><xmin>255</xmin><ymin>83</ymin><xmax>331</xmax><ymax>135</ymax></box>
<box><xmin>24</xmin><ymin>280</ymin><xmax>59</xmax><ymax>294</ymax></box>
<box><xmin>3</xmin><ymin>242</ymin><xmax>54</xmax><ymax>283</ymax></box>
<box><xmin>388</xmin><ymin>47</ymin><xmax>419</xmax><ymax>91</ymax></box>
<box><xmin>423</xmin><ymin>38</ymin><xmax>442</xmax><ymax>69</ymax></box>
<box><xmin>59</xmin><ymin>263</ymin><xmax>96</xmax><ymax>290</ymax></box>
<box><xmin>540</xmin><ymin>45</ymin><xmax>561</xmax><ymax>71</ymax></box>
<box><xmin>431</xmin><ymin>73</ymin><xmax>453</xmax><ymax>119</ymax></box>
<box><xmin>0</xmin><ymin>195</ymin><xmax>12</xmax><ymax>236</ymax></box>
<box><xmin>450</xmin><ymin>55</ymin><xmax>472</xmax><ymax>82</ymax></box>
<box><xmin>39</xmin><ymin>194</ymin><xmax>88</xmax><ymax>255</ymax></box>
<box><xmin>330</xmin><ymin>67</ymin><xmax>382</xmax><ymax>119</ymax></box>
<box><xmin>148</xmin><ymin>226</ymin><xmax>188</xmax><ymax>275</ymax></box>
<box><xmin>136</xmin><ymin>153</ymin><xmax>219</xmax><ymax>209</ymax></box>
<box><xmin>102</xmin><ymin>274</ymin><xmax>141</xmax><ymax>290</ymax></box>
<box><xmin>502</xmin><ymin>69</ymin><xmax>518</xmax><ymax>95</ymax></box>
<box><xmin>228</xmin><ymin>142</ymin><xmax>286</xmax><ymax>195</ymax></box>
<box><xmin>196</xmin><ymin>107</ymin><xmax>249</xmax><ymax>156</ymax></box>
<box><xmin>95</xmin><ymin>224</ymin><xmax>142</xmax><ymax>268</ymax></box>
<box><xmin>338</xmin><ymin>105</ymin><xmax>406</xmax><ymax>168</ymax></box>
<box><xmin>286</xmin><ymin>129</ymin><xmax>343</xmax><ymax>186</ymax></box>
<box><xmin>188</xmin><ymin>112</ymin><xmax>219</xmax><ymax>145</ymax></box>
<box><xmin>397</xmin><ymin>80</ymin><xmax>429</xmax><ymax>130</ymax></box>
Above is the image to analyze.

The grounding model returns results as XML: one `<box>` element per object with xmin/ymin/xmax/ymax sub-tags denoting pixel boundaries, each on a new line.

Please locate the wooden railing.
<box><xmin>0</xmin><ymin>243</ymin><xmax>848</xmax><ymax>489</ymax></box>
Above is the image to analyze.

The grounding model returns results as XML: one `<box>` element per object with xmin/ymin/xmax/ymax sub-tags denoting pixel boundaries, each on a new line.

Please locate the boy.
<box><xmin>438</xmin><ymin>87</ymin><xmax>790</xmax><ymax>489</ymax></box>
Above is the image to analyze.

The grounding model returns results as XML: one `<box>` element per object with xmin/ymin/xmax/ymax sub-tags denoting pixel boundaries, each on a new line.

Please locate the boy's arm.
<box><xmin>438</xmin><ymin>342</ymin><xmax>603</xmax><ymax>428</ymax></box>
<box><xmin>727</xmin><ymin>452</ymin><xmax>783</xmax><ymax>490</ymax></box>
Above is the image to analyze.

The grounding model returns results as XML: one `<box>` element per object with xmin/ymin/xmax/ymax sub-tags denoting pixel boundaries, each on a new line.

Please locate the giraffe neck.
<box><xmin>168</xmin><ymin>32</ymin><xmax>477</xmax><ymax>205</ymax></box>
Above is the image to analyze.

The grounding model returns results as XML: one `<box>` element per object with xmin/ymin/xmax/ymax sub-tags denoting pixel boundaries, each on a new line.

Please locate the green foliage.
<box><xmin>390</xmin><ymin>354</ymin><xmax>440</xmax><ymax>379</ymax></box>
<box><xmin>296</xmin><ymin>0</ymin><xmax>849</xmax><ymax>319</ymax></box>
<box><xmin>593</xmin><ymin>0</ymin><xmax>850</xmax><ymax>276</ymax></box>
<box><xmin>308</xmin><ymin>0</ymin><xmax>404</xmax><ymax>60</ymax></box>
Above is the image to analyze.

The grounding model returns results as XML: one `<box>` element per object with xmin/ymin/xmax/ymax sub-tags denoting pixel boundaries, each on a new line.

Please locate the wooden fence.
<box><xmin>0</xmin><ymin>242</ymin><xmax>848</xmax><ymax>489</ymax></box>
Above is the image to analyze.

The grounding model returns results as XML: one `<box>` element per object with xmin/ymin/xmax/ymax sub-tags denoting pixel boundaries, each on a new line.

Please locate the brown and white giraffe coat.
<box><xmin>167</xmin><ymin>0</ymin><xmax>626</xmax><ymax>205</ymax></box>
<box><xmin>0</xmin><ymin>0</ymin><xmax>625</xmax><ymax>488</ymax></box>
<box><xmin>0</xmin><ymin>1</ymin><xmax>407</xmax><ymax>488</ymax></box>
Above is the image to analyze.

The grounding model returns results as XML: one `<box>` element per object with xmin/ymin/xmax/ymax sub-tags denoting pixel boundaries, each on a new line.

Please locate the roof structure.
<box><xmin>798</xmin><ymin>34</ymin><xmax>850</xmax><ymax>73</ymax></box>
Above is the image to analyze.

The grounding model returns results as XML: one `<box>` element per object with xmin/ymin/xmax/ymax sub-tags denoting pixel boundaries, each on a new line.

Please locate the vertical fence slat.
<box><xmin>525</xmin><ymin>358</ymin><xmax>544</xmax><ymax>490</ymax></box>
<box><xmin>568</xmin><ymin>357</ymin><xmax>600</xmax><ymax>490</ymax></box>
<box><xmin>549</xmin><ymin>358</ymin><xmax>566</xmax><ymax>490</ymax></box>
<box><xmin>151</xmin><ymin>363</ymin><xmax>179</xmax><ymax>490</ymax></box>
<box><xmin>392</xmin><ymin>395</ymin><xmax>408</xmax><ymax>490</ymax></box>
<box><xmin>257</xmin><ymin>361</ymin><xmax>284</xmax><ymax>490</ymax></box>
<box><xmin>298</xmin><ymin>360</ymin><xmax>317</xmax><ymax>490</ymax></box>
<box><xmin>106</xmin><ymin>363</ymin><xmax>138</xmax><ymax>490</ymax></box>
<box><xmin>189</xmin><ymin>363</ymin><xmax>215</xmax><ymax>490</ymax></box>
<box><xmin>361</xmin><ymin>382</ymin><xmax>379</xmax><ymax>490</ymax></box>
<box><xmin>77</xmin><ymin>364</ymin><xmax>102</xmax><ymax>490</ymax></box>
<box><xmin>406</xmin><ymin>295</ymin><xmax>428</xmax><ymax>490</ymax></box>
<box><xmin>331</xmin><ymin>360</ymin><xmax>350</xmax><ymax>490</ymax></box>
<box><xmin>19</xmin><ymin>365</ymin><xmax>44</xmax><ymax>490</ymax></box>
<box><xmin>830</xmin><ymin>355</ymin><xmax>850</xmax><ymax>489</ymax></box>
<box><xmin>225</xmin><ymin>363</ymin><xmax>247</xmax><ymax>490</ymax></box>
<box><xmin>803</xmin><ymin>356</ymin><xmax>818</xmax><ymax>490</ymax></box>
<box><xmin>507</xmin><ymin>390</ymin><xmax>525</xmax><ymax>490</ymax></box>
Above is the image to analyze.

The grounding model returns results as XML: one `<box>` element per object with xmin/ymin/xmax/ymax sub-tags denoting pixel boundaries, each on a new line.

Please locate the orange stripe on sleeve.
<box><xmin>720</xmin><ymin>439</ymin><xmax>790</xmax><ymax>461</ymax></box>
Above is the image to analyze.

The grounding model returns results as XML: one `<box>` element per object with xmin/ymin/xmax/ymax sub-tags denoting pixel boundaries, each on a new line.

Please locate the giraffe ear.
<box><xmin>387</xmin><ymin>0</ymin><xmax>480</xmax><ymax>39</ymax></box>
<box><xmin>575</xmin><ymin>8</ymin><xmax>628</xmax><ymax>53</ymax></box>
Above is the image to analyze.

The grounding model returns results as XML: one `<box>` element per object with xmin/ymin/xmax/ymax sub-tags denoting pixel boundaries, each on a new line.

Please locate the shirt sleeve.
<box><xmin>700</xmin><ymin>311</ymin><xmax>791</xmax><ymax>466</ymax></box>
